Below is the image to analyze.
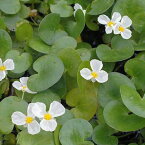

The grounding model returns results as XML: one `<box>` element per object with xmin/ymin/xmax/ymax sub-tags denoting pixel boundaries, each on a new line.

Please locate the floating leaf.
<box><xmin>103</xmin><ymin>100</ymin><xmax>145</xmax><ymax>131</ymax></box>
<box><xmin>39</xmin><ymin>13</ymin><xmax>67</xmax><ymax>45</ymax></box>
<box><xmin>98</xmin><ymin>72</ymin><xmax>135</xmax><ymax>107</ymax></box>
<box><xmin>59</xmin><ymin>119</ymin><xmax>93</xmax><ymax>145</ymax></box>
<box><xmin>28</xmin><ymin>55</ymin><xmax>64</xmax><ymax>92</ymax></box>
<box><xmin>5</xmin><ymin>50</ymin><xmax>33</xmax><ymax>74</ymax></box>
<box><xmin>0</xmin><ymin>96</ymin><xmax>27</xmax><ymax>134</ymax></box>
<box><xmin>92</xmin><ymin>124</ymin><xmax>118</xmax><ymax>145</ymax></box>
<box><xmin>96</xmin><ymin>36</ymin><xmax>134</xmax><ymax>62</ymax></box>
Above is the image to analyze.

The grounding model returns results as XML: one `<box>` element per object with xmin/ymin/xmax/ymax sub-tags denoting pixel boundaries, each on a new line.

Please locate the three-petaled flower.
<box><xmin>12</xmin><ymin>77</ymin><xmax>37</xmax><ymax>94</ymax></box>
<box><xmin>32</xmin><ymin>101</ymin><xmax>65</xmax><ymax>132</ymax></box>
<box><xmin>114</xmin><ymin>16</ymin><xmax>132</xmax><ymax>39</ymax></box>
<box><xmin>0</xmin><ymin>58</ymin><xmax>14</xmax><ymax>81</ymax></box>
<box><xmin>80</xmin><ymin>59</ymin><xmax>108</xmax><ymax>83</ymax></box>
<box><xmin>74</xmin><ymin>3</ymin><xmax>86</xmax><ymax>16</ymax></box>
<box><xmin>11</xmin><ymin>103</ymin><xmax>40</xmax><ymax>135</ymax></box>
<box><xmin>98</xmin><ymin>12</ymin><xmax>121</xmax><ymax>34</ymax></box>
<box><xmin>98</xmin><ymin>12</ymin><xmax>132</xmax><ymax>39</ymax></box>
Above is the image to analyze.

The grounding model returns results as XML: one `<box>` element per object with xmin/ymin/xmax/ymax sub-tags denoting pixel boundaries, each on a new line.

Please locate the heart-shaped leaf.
<box><xmin>16</xmin><ymin>21</ymin><xmax>33</xmax><ymax>42</ymax></box>
<box><xmin>88</xmin><ymin>0</ymin><xmax>114</xmax><ymax>15</ymax></box>
<box><xmin>59</xmin><ymin>48</ymin><xmax>82</xmax><ymax>77</ymax></box>
<box><xmin>98</xmin><ymin>72</ymin><xmax>135</xmax><ymax>107</ymax></box>
<box><xmin>27</xmin><ymin>55</ymin><xmax>64</xmax><ymax>92</ymax></box>
<box><xmin>0</xmin><ymin>0</ymin><xmax>20</xmax><ymax>14</ymax></box>
<box><xmin>121</xmin><ymin>85</ymin><xmax>145</xmax><ymax>118</ymax></box>
<box><xmin>5</xmin><ymin>50</ymin><xmax>33</xmax><ymax>74</ymax></box>
<box><xmin>92</xmin><ymin>124</ymin><xmax>118</xmax><ymax>145</ymax></box>
<box><xmin>103</xmin><ymin>100</ymin><xmax>145</xmax><ymax>131</ymax></box>
<box><xmin>29</xmin><ymin>36</ymin><xmax>51</xmax><ymax>54</ymax></box>
<box><xmin>50</xmin><ymin>0</ymin><xmax>73</xmax><ymax>17</ymax></box>
<box><xmin>59</xmin><ymin>119</ymin><xmax>93</xmax><ymax>145</ymax></box>
<box><xmin>62</xmin><ymin>10</ymin><xmax>85</xmax><ymax>38</ymax></box>
<box><xmin>0</xmin><ymin>30</ymin><xmax>12</xmax><ymax>59</ymax></box>
<box><xmin>96</xmin><ymin>36</ymin><xmax>134</xmax><ymax>62</ymax></box>
<box><xmin>125</xmin><ymin>58</ymin><xmax>145</xmax><ymax>90</ymax></box>
<box><xmin>0</xmin><ymin>96</ymin><xmax>27</xmax><ymax>134</ymax></box>
<box><xmin>39</xmin><ymin>13</ymin><xmax>67</xmax><ymax>45</ymax></box>
<box><xmin>17</xmin><ymin>130</ymin><xmax>55</xmax><ymax>145</ymax></box>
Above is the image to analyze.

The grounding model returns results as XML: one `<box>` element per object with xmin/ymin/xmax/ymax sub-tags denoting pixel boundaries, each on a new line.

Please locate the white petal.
<box><xmin>12</xmin><ymin>81</ymin><xmax>22</xmax><ymax>90</ymax></box>
<box><xmin>74</xmin><ymin>3</ymin><xmax>82</xmax><ymax>10</ymax></box>
<box><xmin>80</xmin><ymin>68</ymin><xmax>92</xmax><ymax>80</ymax></box>
<box><xmin>121</xmin><ymin>29</ymin><xmax>132</xmax><ymax>39</ymax></box>
<box><xmin>105</xmin><ymin>26</ymin><xmax>113</xmax><ymax>34</ymax></box>
<box><xmin>32</xmin><ymin>102</ymin><xmax>46</xmax><ymax>118</ymax></box>
<box><xmin>121</xmin><ymin>16</ymin><xmax>132</xmax><ymax>28</ymax></box>
<box><xmin>49</xmin><ymin>101</ymin><xmax>65</xmax><ymax>118</ymax></box>
<box><xmin>113</xmin><ymin>23</ymin><xmax>121</xmax><ymax>34</ymax></box>
<box><xmin>96</xmin><ymin>70</ymin><xmax>108</xmax><ymax>83</ymax></box>
<box><xmin>111</xmin><ymin>12</ymin><xmax>121</xmax><ymax>23</ymax></box>
<box><xmin>0</xmin><ymin>58</ymin><xmax>3</xmax><ymax>66</ymax></box>
<box><xmin>27</xmin><ymin>103</ymin><xmax>36</xmax><ymax>117</ymax></box>
<box><xmin>91</xmin><ymin>78</ymin><xmax>96</xmax><ymax>83</ymax></box>
<box><xmin>26</xmin><ymin>88</ymin><xmax>37</xmax><ymax>94</ymax></box>
<box><xmin>3</xmin><ymin>59</ymin><xmax>14</xmax><ymax>70</ymax></box>
<box><xmin>90</xmin><ymin>59</ymin><xmax>103</xmax><ymax>72</ymax></box>
<box><xmin>11</xmin><ymin>112</ymin><xmax>26</xmax><ymax>125</ymax></box>
<box><xmin>27</xmin><ymin>120</ymin><xmax>40</xmax><ymax>135</ymax></box>
<box><xmin>20</xmin><ymin>77</ymin><xmax>29</xmax><ymax>86</ymax></box>
<box><xmin>98</xmin><ymin>15</ymin><xmax>110</xmax><ymax>25</ymax></box>
<box><xmin>0</xmin><ymin>71</ymin><xmax>6</xmax><ymax>81</ymax></box>
<box><xmin>40</xmin><ymin>119</ymin><xmax>57</xmax><ymax>132</ymax></box>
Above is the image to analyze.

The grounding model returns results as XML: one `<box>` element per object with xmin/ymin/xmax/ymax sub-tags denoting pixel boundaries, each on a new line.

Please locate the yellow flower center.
<box><xmin>0</xmin><ymin>66</ymin><xmax>6</xmax><ymax>71</ymax></box>
<box><xmin>91</xmin><ymin>72</ymin><xmax>98</xmax><ymax>78</ymax></box>
<box><xmin>118</xmin><ymin>26</ymin><xmax>125</xmax><ymax>32</ymax></box>
<box><xmin>22</xmin><ymin>86</ymin><xmax>27</xmax><ymax>91</ymax></box>
<box><xmin>44</xmin><ymin>113</ymin><xmax>52</xmax><ymax>120</ymax></box>
<box><xmin>25</xmin><ymin>117</ymin><xmax>33</xmax><ymax>124</ymax></box>
<box><xmin>107</xmin><ymin>21</ymin><xmax>115</xmax><ymax>27</ymax></box>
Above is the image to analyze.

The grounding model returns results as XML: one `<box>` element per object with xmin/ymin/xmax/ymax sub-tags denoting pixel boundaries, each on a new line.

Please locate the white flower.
<box><xmin>80</xmin><ymin>59</ymin><xmax>108</xmax><ymax>83</ymax></box>
<box><xmin>74</xmin><ymin>3</ymin><xmax>86</xmax><ymax>16</ymax></box>
<box><xmin>98</xmin><ymin>12</ymin><xmax>121</xmax><ymax>34</ymax></box>
<box><xmin>12</xmin><ymin>77</ymin><xmax>37</xmax><ymax>94</ymax></box>
<box><xmin>11</xmin><ymin>103</ymin><xmax>40</xmax><ymax>135</ymax></box>
<box><xmin>0</xmin><ymin>58</ymin><xmax>14</xmax><ymax>81</ymax></box>
<box><xmin>114</xmin><ymin>16</ymin><xmax>132</xmax><ymax>39</ymax></box>
<box><xmin>32</xmin><ymin>101</ymin><xmax>65</xmax><ymax>132</ymax></box>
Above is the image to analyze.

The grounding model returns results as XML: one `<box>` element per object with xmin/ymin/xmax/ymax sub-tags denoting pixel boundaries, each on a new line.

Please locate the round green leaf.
<box><xmin>121</xmin><ymin>85</ymin><xmax>145</xmax><ymax>118</ymax></box>
<box><xmin>50</xmin><ymin>0</ymin><xmax>73</xmax><ymax>17</ymax></box>
<box><xmin>0</xmin><ymin>96</ymin><xmax>27</xmax><ymax>134</ymax></box>
<box><xmin>28</xmin><ymin>55</ymin><xmax>64</xmax><ymax>92</ymax></box>
<box><xmin>96</xmin><ymin>36</ymin><xmax>134</xmax><ymax>62</ymax></box>
<box><xmin>17</xmin><ymin>130</ymin><xmax>55</xmax><ymax>145</ymax></box>
<box><xmin>0</xmin><ymin>30</ymin><xmax>12</xmax><ymax>59</ymax></box>
<box><xmin>59</xmin><ymin>119</ymin><xmax>93</xmax><ymax>145</ymax></box>
<box><xmin>29</xmin><ymin>37</ymin><xmax>51</xmax><ymax>54</ymax></box>
<box><xmin>125</xmin><ymin>58</ymin><xmax>145</xmax><ymax>90</ymax></box>
<box><xmin>88</xmin><ymin>0</ymin><xmax>114</xmax><ymax>15</ymax></box>
<box><xmin>39</xmin><ymin>13</ymin><xmax>67</xmax><ymax>45</ymax></box>
<box><xmin>5</xmin><ymin>50</ymin><xmax>33</xmax><ymax>74</ymax></box>
<box><xmin>98</xmin><ymin>72</ymin><xmax>135</xmax><ymax>107</ymax></box>
<box><xmin>66</xmin><ymin>88</ymin><xmax>97</xmax><ymax>120</ymax></box>
<box><xmin>59</xmin><ymin>48</ymin><xmax>82</xmax><ymax>77</ymax></box>
<box><xmin>16</xmin><ymin>22</ymin><xmax>33</xmax><ymax>41</ymax></box>
<box><xmin>103</xmin><ymin>100</ymin><xmax>145</xmax><ymax>131</ymax></box>
<box><xmin>92</xmin><ymin>124</ymin><xmax>118</xmax><ymax>145</ymax></box>
<box><xmin>62</xmin><ymin>10</ymin><xmax>85</xmax><ymax>38</ymax></box>
<box><xmin>0</xmin><ymin>0</ymin><xmax>21</xmax><ymax>14</ymax></box>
